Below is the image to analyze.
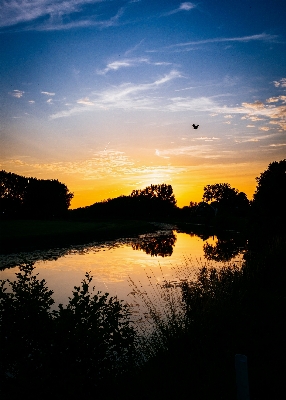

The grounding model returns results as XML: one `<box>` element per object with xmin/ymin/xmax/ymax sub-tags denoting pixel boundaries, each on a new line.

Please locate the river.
<box><xmin>0</xmin><ymin>228</ymin><xmax>245</xmax><ymax>307</ymax></box>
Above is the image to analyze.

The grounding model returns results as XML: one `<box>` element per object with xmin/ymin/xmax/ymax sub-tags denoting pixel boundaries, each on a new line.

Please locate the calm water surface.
<box><xmin>0</xmin><ymin>230</ymin><xmax>244</xmax><ymax>306</ymax></box>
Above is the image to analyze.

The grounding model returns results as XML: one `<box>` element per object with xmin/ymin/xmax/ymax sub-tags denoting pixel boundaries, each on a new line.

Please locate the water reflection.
<box><xmin>131</xmin><ymin>232</ymin><xmax>176</xmax><ymax>257</ymax></box>
<box><xmin>0</xmin><ymin>231</ymin><xmax>246</xmax><ymax>308</ymax></box>
<box><xmin>203</xmin><ymin>234</ymin><xmax>247</xmax><ymax>262</ymax></box>
<box><xmin>0</xmin><ymin>230</ymin><xmax>176</xmax><ymax>270</ymax></box>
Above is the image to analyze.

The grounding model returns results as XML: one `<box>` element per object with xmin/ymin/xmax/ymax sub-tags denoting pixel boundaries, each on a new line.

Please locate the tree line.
<box><xmin>0</xmin><ymin>171</ymin><xmax>73</xmax><ymax>219</ymax></box>
<box><xmin>1</xmin><ymin>159</ymin><xmax>285</xmax><ymax>226</ymax></box>
<box><xmin>71</xmin><ymin>183</ymin><xmax>177</xmax><ymax>220</ymax></box>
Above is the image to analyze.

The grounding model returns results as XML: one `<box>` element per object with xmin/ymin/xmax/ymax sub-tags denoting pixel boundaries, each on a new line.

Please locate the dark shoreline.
<box><xmin>0</xmin><ymin>219</ymin><xmax>160</xmax><ymax>255</ymax></box>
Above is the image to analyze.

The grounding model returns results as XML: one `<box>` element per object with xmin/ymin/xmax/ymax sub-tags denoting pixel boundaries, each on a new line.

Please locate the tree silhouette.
<box><xmin>202</xmin><ymin>183</ymin><xmax>249</xmax><ymax>217</ymax></box>
<box><xmin>131</xmin><ymin>232</ymin><xmax>177</xmax><ymax>257</ymax></box>
<box><xmin>0</xmin><ymin>171</ymin><xmax>73</xmax><ymax>218</ymax></box>
<box><xmin>130</xmin><ymin>183</ymin><xmax>176</xmax><ymax>206</ymax></box>
<box><xmin>252</xmin><ymin>159</ymin><xmax>286</xmax><ymax>225</ymax></box>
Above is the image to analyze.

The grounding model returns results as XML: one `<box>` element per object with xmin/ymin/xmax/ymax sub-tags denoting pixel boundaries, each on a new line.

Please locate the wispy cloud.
<box><xmin>273</xmin><ymin>78</ymin><xmax>286</xmax><ymax>88</ymax></box>
<box><xmin>41</xmin><ymin>91</ymin><xmax>55</xmax><ymax>96</ymax></box>
<box><xmin>235</xmin><ymin>133</ymin><xmax>278</xmax><ymax>143</ymax></box>
<box><xmin>77</xmin><ymin>97</ymin><xmax>95</xmax><ymax>106</ymax></box>
<box><xmin>50</xmin><ymin>71</ymin><xmax>286</xmax><ymax>133</ymax></box>
<box><xmin>0</xmin><ymin>0</ymin><xmax>124</xmax><ymax>30</ymax></box>
<box><xmin>97</xmin><ymin>57</ymin><xmax>154</xmax><ymax>75</ymax></box>
<box><xmin>9</xmin><ymin>90</ymin><xmax>24</xmax><ymax>98</ymax></box>
<box><xmin>50</xmin><ymin>70</ymin><xmax>181</xmax><ymax>118</ymax></box>
<box><xmin>149</xmin><ymin>33</ymin><xmax>278</xmax><ymax>52</ymax></box>
<box><xmin>97</xmin><ymin>57</ymin><xmax>172</xmax><ymax>74</ymax></box>
<box><xmin>3</xmin><ymin>150</ymin><xmax>188</xmax><ymax>182</ymax></box>
<box><xmin>155</xmin><ymin>144</ymin><xmax>236</xmax><ymax>160</ymax></box>
<box><xmin>163</xmin><ymin>2</ymin><xmax>196</xmax><ymax>16</ymax></box>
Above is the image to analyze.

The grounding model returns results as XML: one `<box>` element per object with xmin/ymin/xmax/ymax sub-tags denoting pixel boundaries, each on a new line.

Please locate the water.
<box><xmin>0</xmin><ymin>229</ymin><xmax>245</xmax><ymax>307</ymax></box>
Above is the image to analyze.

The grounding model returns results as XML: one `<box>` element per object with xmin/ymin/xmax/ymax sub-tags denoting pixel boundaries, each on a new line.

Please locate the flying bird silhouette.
<box><xmin>192</xmin><ymin>124</ymin><xmax>199</xmax><ymax>129</ymax></box>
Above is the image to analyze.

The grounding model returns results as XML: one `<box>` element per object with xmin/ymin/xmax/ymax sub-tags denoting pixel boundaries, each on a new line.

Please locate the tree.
<box><xmin>0</xmin><ymin>170</ymin><xmax>74</xmax><ymax>218</ymax></box>
<box><xmin>23</xmin><ymin>178</ymin><xmax>74</xmax><ymax>218</ymax></box>
<box><xmin>203</xmin><ymin>183</ymin><xmax>238</xmax><ymax>204</ymax></box>
<box><xmin>252</xmin><ymin>159</ymin><xmax>286</xmax><ymax>223</ymax></box>
<box><xmin>130</xmin><ymin>183</ymin><xmax>177</xmax><ymax>206</ymax></box>
<box><xmin>202</xmin><ymin>183</ymin><xmax>249</xmax><ymax>217</ymax></box>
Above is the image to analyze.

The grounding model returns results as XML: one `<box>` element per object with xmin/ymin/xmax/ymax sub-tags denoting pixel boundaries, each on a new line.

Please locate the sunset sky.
<box><xmin>1</xmin><ymin>0</ymin><xmax>286</xmax><ymax>208</ymax></box>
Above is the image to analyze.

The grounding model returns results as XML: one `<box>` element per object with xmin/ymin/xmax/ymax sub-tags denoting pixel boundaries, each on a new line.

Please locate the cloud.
<box><xmin>193</xmin><ymin>137</ymin><xmax>220</xmax><ymax>141</ymax></box>
<box><xmin>273</xmin><ymin>78</ymin><xmax>286</xmax><ymax>88</ymax></box>
<box><xmin>124</xmin><ymin>39</ymin><xmax>145</xmax><ymax>56</ymax></box>
<box><xmin>157</xmin><ymin>33</ymin><xmax>278</xmax><ymax>51</ymax></box>
<box><xmin>50</xmin><ymin>70</ymin><xmax>181</xmax><ymax>118</ymax></box>
<box><xmin>166</xmin><ymin>96</ymin><xmax>217</xmax><ymax>112</ymax></box>
<box><xmin>97</xmin><ymin>57</ymin><xmax>149</xmax><ymax>75</ymax></box>
<box><xmin>259</xmin><ymin>126</ymin><xmax>270</xmax><ymax>131</ymax></box>
<box><xmin>155</xmin><ymin>149</ymin><xmax>170</xmax><ymax>159</ymax></box>
<box><xmin>235</xmin><ymin>133</ymin><xmax>278</xmax><ymax>143</ymax></box>
<box><xmin>241</xmin><ymin>100</ymin><xmax>265</xmax><ymax>110</ymax></box>
<box><xmin>179</xmin><ymin>2</ymin><xmax>196</xmax><ymax>11</ymax></box>
<box><xmin>40</xmin><ymin>8</ymin><xmax>124</xmax><ymax>31</ymax></box>
<box><xmin>96</xmin><ymin>57</ymin><xmax>172</xmax><ymax>75</ymax></box>
<box><xmin>163</xmin><ymin>2</ymin><xmax>196</xmax><ymax>16</ymax></box>
<box><xmin>155</xmin><ymin>144</ymin><xmax>238</xmax><ymax>160</ymax></box>
<box><xmin>77</xmin><ymin>97</ymin><xmax>95</xmax><ymax>106</ymax></box>
<box><xmin>266</xmin><ymin>95</ymin><xmax>286</xmax><ymax>103</ymax></box>
<box><xmin>41</xmin><ymin>91</ymin><xmax>55</xmax><ymax>96</ymax></box>
<box><xmin>3</xmin><ymin>150</ymin><xmax>189</xmax><ymax>183</ymax></box>
<box><xmin>247</xmin><ymin>116</ymin><xmax>264</xmax><ymax>121</ymax></box>
<box><xmin>0</xmin><ymin>0</ymin><xmax>124</xmax><ymax>31</ymax></box>
<box><xmin>10</xmin><ymin>90</ymin><xmax>24</xmax><ymax>98</ymax></box>
<box><xmin>49</xmin><ymin>72</ymin><xmax>286</xmax><ymax>134</ymax></box>
<box><xmin>28</xmin><ymin>100</ymin><xmax>35</xmax><ymax>104</ymax></box>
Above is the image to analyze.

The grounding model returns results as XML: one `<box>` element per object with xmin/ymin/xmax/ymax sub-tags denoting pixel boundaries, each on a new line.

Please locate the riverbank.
<box><xmin>1</xmin><ymin>233</ymin><xmax>285</xmax><ymax>399</ymax></box>
<box><xmin>0</xmin><ymin>219</ymin><xmax>159</xmax><ymax>254</ymax></box>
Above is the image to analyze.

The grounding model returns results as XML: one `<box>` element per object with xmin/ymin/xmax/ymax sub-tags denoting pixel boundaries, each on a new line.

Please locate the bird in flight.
<box><xmin>192</xmin><ymin>124</ymin><xmax>199</xmax><ymax>129</ymax></box>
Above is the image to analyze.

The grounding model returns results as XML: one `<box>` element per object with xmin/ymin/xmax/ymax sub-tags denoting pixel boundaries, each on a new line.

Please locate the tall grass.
<box><xmin>125</xmin><ymin>236</ymin><xmax>286</xmax><ymax>400</ymax></box>
<box><xmin>1</xmin><ymin>236</ymin><xmax>285</xmax><ymax>399</ymax></box>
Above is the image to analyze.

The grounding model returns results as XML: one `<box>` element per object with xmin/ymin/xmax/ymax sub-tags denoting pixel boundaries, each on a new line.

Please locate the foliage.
<box><xmin>0</xmin><ymin>170</ymin><xmax>73</xmax><ymax>219</ymax></box>
<box><xmin>130</xmin><ymin>183</ymin><xmax>177</xmax><ymax>206</ymax></box>
<box><xmin>203</xmin><ymin>234</ymin><xmax>247</xmax><ymax>262</ymax></box>
<box><xmin>252</xmin><ymin>159</ymin><xmax>286</xmax><ymax>225</ymax></box>
<box><xmin>203</xmin><ymin>183</ymin><xmax>238</xmax><ymax>203</ymax></box>
<box><xmin>130</xmin><ymin>236</ymin><xmax>286</xmax><ymax>400</ymax></box>
<box><xmin>202</xmin><ymin>183</ymin><xmax>249</xmax><ymax>216</ymax></box>
<box><xmin>131</xmin><ymin>231</ymin><xmax>177</xmax><ymax>257</ymax></box>
<box><xmin>71</xmin><ymin>183</ymin><xmax>177</xmax><ymax>220</ymax></box>
<box><xmin>0</xmin><ymin>263</ymin><xmax>135</xmax><ymax>396</ymax></box>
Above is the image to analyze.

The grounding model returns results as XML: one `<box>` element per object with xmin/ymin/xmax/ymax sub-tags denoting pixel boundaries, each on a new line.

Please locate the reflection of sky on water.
<box><xmin>0</xmin><ymin>232</ymin><xmax>243</xmax><ymax>307</ymax></box>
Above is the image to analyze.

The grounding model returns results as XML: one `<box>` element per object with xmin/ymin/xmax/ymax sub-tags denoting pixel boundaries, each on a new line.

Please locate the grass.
<box><xmin>0</xmin><ymin>219</ymin><xmax>158</xmax><ymax>254</ymax></box>
<box><xmin>122</xmin><ymin>235</ymin><xmax>286</xmax><ymax>400</ymax></box>
<box><xmin>1</xmin><ymin>226</ymin><xmax>285</xmax><ymax>399</ymax></box>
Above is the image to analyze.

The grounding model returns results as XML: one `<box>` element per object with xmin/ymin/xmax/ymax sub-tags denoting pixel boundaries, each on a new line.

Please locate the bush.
<box><xmin>0</xmin><ymin>263</ymin><xmax>135</xmax><ymax>397</ymax></box>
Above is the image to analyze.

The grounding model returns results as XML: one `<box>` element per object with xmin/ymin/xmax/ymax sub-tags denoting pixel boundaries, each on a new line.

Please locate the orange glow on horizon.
<box><xmin>68</xmin><ymin>162</ymin><xmax>262</xmax><ymax>209</ymax></box>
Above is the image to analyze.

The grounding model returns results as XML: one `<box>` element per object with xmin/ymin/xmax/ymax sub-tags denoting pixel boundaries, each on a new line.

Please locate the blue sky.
<box><xmin>1</xmin><ymin>0</ymin><xmax>286</xmax><ymax>207</ymax></box>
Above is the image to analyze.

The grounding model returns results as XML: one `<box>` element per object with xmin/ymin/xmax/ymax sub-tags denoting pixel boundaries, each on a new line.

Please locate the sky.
<box><xmin>1</xmin><ymin>0</ymin><xmax>286</xmax><ymax>208</ymax></box>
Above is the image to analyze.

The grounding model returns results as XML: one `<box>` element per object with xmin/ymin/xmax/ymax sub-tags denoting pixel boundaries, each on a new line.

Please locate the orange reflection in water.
<box><xmin>0</xmin><ymin>233</ymin><xmax>238</xmax><ymax>307</ymax></box>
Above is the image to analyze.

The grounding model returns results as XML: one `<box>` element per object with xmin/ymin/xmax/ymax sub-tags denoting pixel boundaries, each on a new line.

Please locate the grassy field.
<box><xmin>0</xmin><ymin>219</ymin><xmax>157</xmax><ymax>254</ymax></box>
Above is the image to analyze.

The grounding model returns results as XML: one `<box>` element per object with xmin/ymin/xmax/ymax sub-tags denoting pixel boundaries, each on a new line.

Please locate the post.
<box><xmin>235</xmin><ymin>354</ymin><xmax>250</xmax><ymax>400</ymax></box>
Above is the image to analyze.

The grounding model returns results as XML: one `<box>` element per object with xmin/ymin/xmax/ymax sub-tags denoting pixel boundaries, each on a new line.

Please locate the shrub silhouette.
<box><xmin>0</xmin><ymin>263</ymin><xmax>135</xmax><ymax>396</ymax></box>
